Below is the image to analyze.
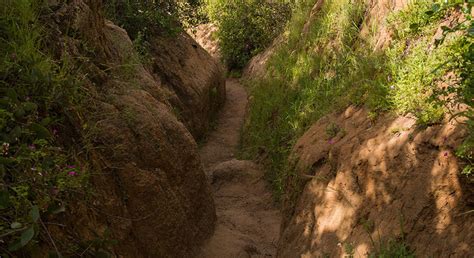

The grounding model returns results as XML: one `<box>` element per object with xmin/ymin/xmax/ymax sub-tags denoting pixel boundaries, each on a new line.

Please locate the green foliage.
<box><xmin>325</xmin><ymin>123</ymin><xmax>341</xmax><ymax>139</ymax></box>
<box><xmin>363</xmin><ymin>216</ymin><xmax>414</xmax><ymax>258</ymax></box>
<box><xmin>0</xmin><ymin>0</ymin><xmax>88</xmax><ymax>255</ymax></box>
<box><xmin>105</xmin><ymin>0</ymin><xmax>207</xmax><ymax>69</ymax></box>
<box><xmin>387</xmin><ymin>0</ymin><xmax>457</xmax><ymax>126</ymax></box>
<box><xmin>242</xmin><ymin>0</ymin><xmax>384</xmax><ymax>196</ymax></box>
<box><xmin>105</xmin><ymin>0</ymin><xmax>207</xmax><ymax>40</ymax></box>
<box><xmin>426</xmin><ymin>1</ymin><xmax>474</xmax><ymax>180</ymax></box>
<box><xmin>206</xmin><ymin>0</ymin><xmax>292</xmax><ymax>69</ymax></box>
<box><xmin>343</xmin><ymin>242</ymin><xmax>355</xmax><ymax>258</ymax></box>
<box><xmin>105</xmin><ymin>0</ymin><xmax>181</xmax><ymax>40</ymax></box>
<box><xmin>242</xmin><ymin>0</ymin><xmax>470</xmax><ymax>197</ymax></box>
<box><xmin>368</xmin><ymin>239</ymin><xmax>414</xmax><ymax>258</ymax></box>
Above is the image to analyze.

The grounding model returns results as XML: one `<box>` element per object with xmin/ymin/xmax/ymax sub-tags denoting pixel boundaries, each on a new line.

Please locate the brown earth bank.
<box><xmin>242</xmin><ymin>1</ymin><xmax>474</xmax><ymax>257</ymax></box>
<box><xmin>149</xmin><ymin>30</ymin><xmax>226</xmax><ymax>139</ymax></box>
<box><xmin>188</xmin><ymin>24</ymin><xmax>222</xmax><ymax>62</ymax></box>
<box><xmin>279</xmin><ymin>107</ymin><xmax>474</xmax><ymax>257</ymax></box>
<box><xmin>40</xmin><ymin>0</ymin><xmax>223</xmax><ymax>256</ymax></box>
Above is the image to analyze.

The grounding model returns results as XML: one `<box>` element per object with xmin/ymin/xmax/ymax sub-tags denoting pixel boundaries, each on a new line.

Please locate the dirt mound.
<box><xmin>43</xmin><ymin>1</ymin><xmax>222</xmax><ymax>256</ymax></box>
<box><xmin>200</xmin><ymin>160</ymin><xmax>281</xmax><ymax>258</ymax></box>
<box><xmin>279</xmin><ymin>106</ymin><xmax>473</xmax><ymax>257</ymax></box>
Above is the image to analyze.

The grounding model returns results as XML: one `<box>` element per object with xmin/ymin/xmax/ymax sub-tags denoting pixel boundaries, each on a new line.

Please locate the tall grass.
<box><xmin>242</xmin><ymin>0</ymin><xmax>387</xmax><ymax>197</ymax></box>
<box><xmin>242</xmin><ymin>0</ymin><xmax>461</xmax><ymax>199</ymax></box>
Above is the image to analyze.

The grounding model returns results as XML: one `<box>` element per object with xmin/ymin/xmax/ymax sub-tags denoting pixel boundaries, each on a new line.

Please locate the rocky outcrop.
<box><xmin>279</xmin><ymin>107</ymin><xmax>473</xmax><ymax>257</ymax></box>
<box><xmin>149</xmin><ymin>31</ymin><xmax>226</xmax><ymax>139</ymax></box>
<box><xmin>45</xmin><ymin>0</ymin><xmax>220</xmax><ymax>256</ymax></box>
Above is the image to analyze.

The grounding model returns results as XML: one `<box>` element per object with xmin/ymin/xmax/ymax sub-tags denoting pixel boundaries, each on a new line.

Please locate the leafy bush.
<box><xmin>105</xmin><ymin>0</ymin><xmax>208</xmax><ymax>66</ymax></box>
<box><xmin>105</xmin><ymin>0</ymin><xmax>207</xmax><ymax>41</ymax></box>
<box><xmin>0</xmin><ymin>0</ymin><xmax>88</xmax><ymax>255</ymax></box>
<box><xmin>206</xmin><ymin>0</ymin><xmax>292</xmax><ymax>69</ymax></box>
<box><xmin>105</xmin><ymin>0</ymin><xmax>181</xmax><ymax>40</ymax></box>
<box><xmin>426</xmin><ymin>2</ymin><xmax>473</xmax><ymax>178</ymax></box>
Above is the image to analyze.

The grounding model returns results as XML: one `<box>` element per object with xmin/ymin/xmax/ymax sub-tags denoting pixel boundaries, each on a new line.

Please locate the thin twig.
<box><xmin>79</xmin><ymin>242</ymin><xmax>94</xmax><ymax>257</ymax></box>
<box><xmin>43</xmin><ymin>222</ymin><xmax>66</xmax><ymax>227</ymax></box>
<box><xmin>456</xmin><ymin>209</ymin><xmax>474</xmax><ymax>217</ymax></box>
<box><xmin>40</xmin><ymin>218</ymin><xmax>62</xmax><ymax>258</ymax></box>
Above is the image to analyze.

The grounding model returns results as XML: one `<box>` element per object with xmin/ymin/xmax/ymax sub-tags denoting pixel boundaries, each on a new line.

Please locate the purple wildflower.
<box><xmin>28</xmin><ymin>144</ymin><xmax>36</xmax><ymax>150</ymax></box>
<box><xmin>444</xmin><ymin>152</ymin><xmax>448</xmax><ymax>157</ymax></box>
<box><xmin>68</xmin><ymin>171</ymin><xmax>77</xmax><ymax>176</ymax></box>
<box><xmin>328</xmin><ymin>139</ymin><xmax>335</xmax><ymax>145</ymax></box>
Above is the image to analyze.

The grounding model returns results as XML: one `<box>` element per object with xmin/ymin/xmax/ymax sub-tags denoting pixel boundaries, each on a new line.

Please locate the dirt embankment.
<box><xmin>279</xmin><ymin>107</ymin><xmax>473</xmax><ymax>257</ymax></box>
<box><xmin>43</xmin><ymin>0</ymin><xmax>224</xmax><ymax>256</ymax></box>
<box><xmin>242</xmin><ymin>0</ymin><xmax>474</xmax><ymax>257</ymax></box>
<box><xmin>188</xmin><ymin>24</ymin><xmax>222</xmax><ymax>62</ymax></box>
<box><xmin>149</xmin><ymin>31</ymin><xmax>226</xmax><ymax>139</ymax></box>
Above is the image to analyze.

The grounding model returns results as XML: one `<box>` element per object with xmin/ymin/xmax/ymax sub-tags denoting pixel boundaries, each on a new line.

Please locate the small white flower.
<box><xmin>2</xmin><ymin>142</ymin><xmax>9</xmax><ymax>155</ymax></box>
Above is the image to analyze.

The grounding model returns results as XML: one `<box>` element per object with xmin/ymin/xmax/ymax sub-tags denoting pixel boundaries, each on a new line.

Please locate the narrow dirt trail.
<box><xmin>199</xmin><ymin>79</ymin><xmax>281</xmax><ymax>258</ymax></box>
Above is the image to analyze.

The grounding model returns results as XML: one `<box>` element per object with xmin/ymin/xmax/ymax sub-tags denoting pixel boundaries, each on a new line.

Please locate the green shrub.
<box><xmin>0</xmin><ymin>0</ymin><xmax>88</xmax><ymax>255</ymax></box>
<box><xmin>426</xmin><ymin>2</ymin><xmax>473</xmax><ymax>179</ymax></box>
<box><xmin>105</xmin><ymin>0</ymin><xmax>207</xmax><ymax>67</ymax></box>
<box><xmin>105</xmin><ymin>0</ymin><xmax>207</xmax><ymax>40</ymax></box>
<box><xmin>105</xmin><ymin>0</ymin><xmax>181</xmax><ymax>40</ymax></box>
<box><xmin>206</xmin><ymin>0</ymin><xmax>292</xmax><ymax>69</ymax></box>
